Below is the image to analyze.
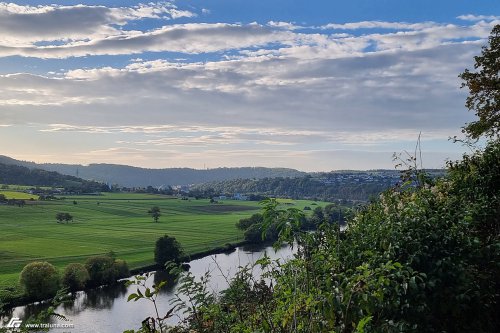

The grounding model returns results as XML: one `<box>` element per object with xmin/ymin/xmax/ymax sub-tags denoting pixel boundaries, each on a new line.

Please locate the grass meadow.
<box><xmin>0</xmin><ymin>192</ymin><xmax>323</xmax><ymax>290</ymax></box>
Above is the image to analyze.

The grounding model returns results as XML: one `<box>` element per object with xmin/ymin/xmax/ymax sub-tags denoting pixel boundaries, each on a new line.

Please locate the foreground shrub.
<box><xmin>62</xmin><ymin>263</ymin><xmax>90</xmax><ymax>291</ymax></box>
<box><xmin>19</xmin><ymin>262</ymin><xmax>59</xmax><ymax>300</ymax></box>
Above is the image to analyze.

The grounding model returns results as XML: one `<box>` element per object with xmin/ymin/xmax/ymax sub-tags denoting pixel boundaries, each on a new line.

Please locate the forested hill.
<box><xmin>192</xmin><ymin>170</ymin><xmax>446</xmax><ymax>201</ymax></box>
<box><xmin>0</xmin><ymin>163</ymin><xmax>109</xmax><ymax>192</ymax></box>
<box><xmin>193</xmin><ymin>172</ymin><xmax>396</xmax><ymax>201</ymax></box>
<box><xmin>0</xmin><ymin>155</ymin><xmax>306</xmax><ymax>187</ymax></box>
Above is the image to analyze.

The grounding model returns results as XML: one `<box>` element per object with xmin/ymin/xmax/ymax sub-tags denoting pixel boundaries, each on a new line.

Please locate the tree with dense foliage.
<box><xmin>84</xmin><ymin>255</ymin><xmax>129</xmax><ymax>287</ymax></box>
<box><xmin>154</xmin><ymin>235</ymin><xmax>183</xmax><ymax>266</ymax></box>
<box><xmin>459</xmin><ymin>24</ymin><xmax>500</xmax><ymax>140</ymax></box>
<box><xmin>56</xmin><ymin>212</ymin><xmax>73</xmax><ymax>223</ymax></box>
<box><xmin>62</xmin><ymin>263</ymin><xmax>89</xmax><ymax>291</ymax></box>
<box><xmin>19</xmin><ymin>262</ymin><xmax>59</xmax><ymax>300</ymax></box>
<box><xmin>148</xmin><ymin>206</ymin><xmax>161</xmax><ymax>223</ymax></box>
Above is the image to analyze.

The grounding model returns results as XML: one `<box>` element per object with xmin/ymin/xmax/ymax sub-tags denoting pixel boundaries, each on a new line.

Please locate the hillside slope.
<box><xmin>0</xmin><ymin>155</ymin><xmax>306</xmax><ymax>187</ymax></box>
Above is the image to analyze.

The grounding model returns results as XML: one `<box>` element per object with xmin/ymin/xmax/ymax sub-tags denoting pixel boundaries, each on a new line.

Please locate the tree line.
<box><xmin>192</xmin><ymin>175</ymin><xmax>395</xmax><ymax>201</ymax></box>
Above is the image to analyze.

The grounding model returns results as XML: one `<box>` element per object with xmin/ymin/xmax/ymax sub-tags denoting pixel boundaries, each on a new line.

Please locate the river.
<box><xmin>2</xmin><ymin>243</ymin><xmax>294</xmax><ymax>332</ymax></box>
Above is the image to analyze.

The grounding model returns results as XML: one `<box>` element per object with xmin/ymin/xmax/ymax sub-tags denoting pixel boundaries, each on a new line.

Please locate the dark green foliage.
<box><xmin>84</xmin><ymin>255</ymin><xmax>129</xmax><ymax>287</ymax></box>
<box><xmin>0</xmin><ymin>285</ymin><xmax>23</xmax><ymax>315</ymax></box>
<box><xmin>324</xmin><ymin>203</ymin><xmax>350</xmax><ymax>225</ymax></box>
<box><xmin>154</xmin><ymin>235</ymin><xmax>183</xmax><ymax>266</ymax></box>
<box><xmin>62</xmin><ymin>263</ymin><xmax>89</xmax><ymax>291</ymax></box>
<box><xmin>237</xmin><ymin>211</ymin><xmax>282</xmax><ymax>242</ymax></box>
<box><xmin>19</xmin><ymin>261</ymin><xmax>59</xmax><ymax>300</ymax></box>
<box><xmin>459</xmin><ymin>24</ymin><xmax>500</xmax><ymax>139</ymax></box>
<box><xmin>114</xmin><ymin>259</ymin><xmax>130</xmax><ymax>278</ymax></box>
<box><xmin>55</xmin><ymin>212</ymin><xmax>73</xmax><ymax>223</ymax></box>
<box><xmin>243</xmin><ymin>223</ymin><xmax>268</xmax><ymax>243</ymax></box>
<box><xmin>237</xmin><ymin>205</ymin><xmax>349</xmax><ymax>242</ymax></box>
<box><xmin>236</xmin><ymin>213</ymin><xmax>263</xmax><ymax>230</ymax></box>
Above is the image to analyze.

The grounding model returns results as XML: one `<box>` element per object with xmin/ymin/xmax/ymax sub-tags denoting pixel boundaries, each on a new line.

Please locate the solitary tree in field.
<box><xmin>56</xmin><ymin>212</ymin><xmax>73</xmax><ymax>223</ymax></box>
<box><xmin>148</xmin><ymin>206</ymin><xmax>161</xmax><ymax>223</ymax></box>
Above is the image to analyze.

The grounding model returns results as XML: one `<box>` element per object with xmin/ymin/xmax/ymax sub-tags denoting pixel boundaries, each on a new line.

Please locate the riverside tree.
<box><xmin>19</xmin><ymin>261</ymin><xmax>60</xmax><ymax>300</ymax></box>
<box><xmin>62</xmin><ymin>263</ymin><xmax>89</xmax><ymax>291</ymax></box>
<box><xmin>154</xmin><ymin>235</ymin><xmax>183</xmax><ymax>266</ymax></box>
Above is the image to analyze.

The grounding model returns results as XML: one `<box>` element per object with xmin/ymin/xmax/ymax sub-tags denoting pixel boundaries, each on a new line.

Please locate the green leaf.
<box><xmin>127</xmin><ymin>293</ymin><xmax>138</xmax><ymax>302</ymax></box>
<box><xmin>355</xmin><ymin>315</ymin><xmax>373</xmax><ymax>333</ymax></box>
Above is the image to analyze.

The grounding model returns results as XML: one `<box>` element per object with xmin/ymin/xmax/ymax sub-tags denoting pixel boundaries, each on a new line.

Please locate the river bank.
<box><xmin>2</xmin><ymin>242</ymin><xmax>294</xmax><ymax>332</ymax></box>
<box><xmin>0</xmin><ymin>239</ymin><xmax>255</xmax><ymax>314</ymax></box>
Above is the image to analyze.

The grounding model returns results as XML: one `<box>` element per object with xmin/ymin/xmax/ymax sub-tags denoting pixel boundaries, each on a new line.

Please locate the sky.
<box><xmin>0</xmin><ymin>1</ymin><xmax>499</xmax><ymax>171</ymax></box>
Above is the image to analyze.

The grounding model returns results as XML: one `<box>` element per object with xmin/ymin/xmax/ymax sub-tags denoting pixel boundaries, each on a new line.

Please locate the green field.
<box><xmin>0</xmin><ymin>193</ymin><xmax>324</xmax><ymax>290</ymax></box>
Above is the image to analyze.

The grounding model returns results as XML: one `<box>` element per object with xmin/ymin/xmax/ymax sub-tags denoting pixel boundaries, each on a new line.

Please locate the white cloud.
<box><xmin>0</xmin><ymin>23</ymin><xmax>295</xmax><ymax>58</ymax></box>
<box><xmin>0</xmin><ymin>11</ymin><xmax>493</xmax><ymax>170</ymax></box>
<box><xmin>0</xmin><ymin>2</ymin><xmax>195</xmax><ymax>45</ymax></box>
<box><xmin>320</xmin><ymin>21</ymin><xmax>438</xmax><ymax>31</ymax></box>
<box><xmin>0</xmin><ymin>38</ymin><xmax>478</xmax><ymax>135</ymax></box>
<box><xmin>457</xmin><ymin>14</ymin><xmax>500</xmax><ymax>22</ymax></box>
<box><xmin>0</xmin><ymin>9</ymin><xmax>495</xmax><ymax>60</ymax></box>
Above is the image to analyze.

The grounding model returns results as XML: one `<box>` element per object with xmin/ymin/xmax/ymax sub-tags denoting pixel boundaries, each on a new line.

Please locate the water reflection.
<box><xmin>66</xmin><ymin>283</ymin><xmax>128</xmax><ymax>314</ymax></box>
<box><xmin>5</xmin><ymin>243</ymin><xmax>294</xmax><ymax>333</ymax></box>
<box><xmin>152</xmin><ymin>270</ymin><xmax>177</xmax><ymax>294</ymax></box>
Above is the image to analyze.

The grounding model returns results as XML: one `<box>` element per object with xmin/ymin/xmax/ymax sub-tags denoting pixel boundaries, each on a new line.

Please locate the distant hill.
<box><xmin>0</xmin><ymin>162</ymin><xmax>109</xmax><ymax>192</ymax></box>
<box><xmin>192</xmin><ymin>169</ymin><xmax>446</xmax><ymax>201</ymax></box>
<box><xmin>0</xmin><ymin>155</ymin><xmax>306</xmax><ymax>187</ymax></box>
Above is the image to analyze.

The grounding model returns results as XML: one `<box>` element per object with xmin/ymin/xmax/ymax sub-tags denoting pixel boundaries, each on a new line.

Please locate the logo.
<box><xmin>5</xmin><ymin>317</ymin><xmax>22</xmax><ymax>328</ymax></box>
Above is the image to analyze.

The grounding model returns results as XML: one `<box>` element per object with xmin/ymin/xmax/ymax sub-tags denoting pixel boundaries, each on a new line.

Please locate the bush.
<box><xmin>236</xmin><ymin>213</ymin><xmax>263</xmax><ymax>230</ymax></box>
<box><xmin>84</xmin><ymin>255</ymin><xmax>129</xmax><ymax>287</ymax></box>
<box><xmin>62</xmin><ymin>263</ymin><xmax>89</xmax><ymax>291</ymax></box>
<box><xmin>19</xmin><ymin>262</ymin><xmax>59</xmax><ymax>300</ymax></box>
<box><xmin>114</xmin><ymin>259</ymin><xmax>130</xmax><ymax>278</ymax></box>
<box><xmin>154</xmin><ymin>235</ymin><xmax>183</xmax><ymax>266</ymax></box>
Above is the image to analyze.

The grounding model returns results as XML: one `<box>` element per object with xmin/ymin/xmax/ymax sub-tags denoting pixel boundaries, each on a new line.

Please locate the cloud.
<box><xmin>0</xmin><ymin>23</ymin><xmax>295</xmax><ymax>59</ymax></box>
<box><xmin>0</xmin><ymin>8</ymin><xmax>495</xmax><ymax>60</ymax></box>
<box><xmin>0</xmin><ymin>2</ymin><xmax>195</xmax><ymax>45</ymax></box>
<box><xmin>1</xmin><ymin>11</ymin><xmax>493</xmax><ymax>170</ymax></box>
<box><xmin>457</xmin><ymin>14</ymin><xmax>500</xmax><ymax>22</ymax></box>
<box><xmin>0</xmin><ymin>38</ymin><xmax>478</xmax><ymax>136</ymax></box>
<box><xmin>320</xmin><ymin>21</ymin><xmax>438</xmax><ymax>31</ymax></box>
<box><xmin>40</xmin><ymin>123</ymin><xmax>451</xmax><ymax>147</ymax></box>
